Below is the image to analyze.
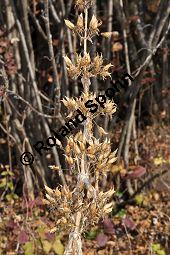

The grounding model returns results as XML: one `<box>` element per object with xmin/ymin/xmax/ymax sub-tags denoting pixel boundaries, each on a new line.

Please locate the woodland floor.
<box><xmin>0</xmin><ymin>124</ymin><xmax>169</xmax><ymax>255</ymax></box>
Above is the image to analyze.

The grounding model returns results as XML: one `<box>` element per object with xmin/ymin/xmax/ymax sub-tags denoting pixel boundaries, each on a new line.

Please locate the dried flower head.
<box><xmin>45</xmin><ymin>182</ymin><xmax>115</xmax><ymax>233</ymax></box>
<box><xmin>64</xmin><ymin>53</ymin><xmax>113</xmax><ymax>80</ymax></box>
<box><xmin>99</xmin><ymin>63</ymin><xmax>113</xmax><ymax>79</ymax></box>
<box><xmin>77</xmin><ymin>14</ymin><xmax>84</xmax><ymax>30</ymax></box>
<box><xmin>64</xmin><ymin>12</ymin><xmax>102</xmax><ymax>42</ymax></box>
<box><xmin>89</xmin><ymin>15</ymin><xmax>102</xmax><ymax>36</ymax></box>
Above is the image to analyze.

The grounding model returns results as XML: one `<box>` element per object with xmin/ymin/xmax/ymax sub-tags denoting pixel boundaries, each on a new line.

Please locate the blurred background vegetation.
<box><xmin>0</xmin><ymin>0</ymin><xmax>169</xmax><ymax>254</ymax></box>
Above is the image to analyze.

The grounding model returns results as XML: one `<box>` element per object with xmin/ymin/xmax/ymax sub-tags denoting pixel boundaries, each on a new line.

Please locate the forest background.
<box><xmin>0</xmin><ymin>0</ymin><xmax>169</xmax><ymax>254</ymax></box>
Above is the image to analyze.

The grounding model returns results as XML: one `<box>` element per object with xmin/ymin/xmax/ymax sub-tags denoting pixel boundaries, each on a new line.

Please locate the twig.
<box><xmin>7</xmin><ymin>90</ymin><xmax>61</xmax><ymax>119</ymax></box>
<box><xmin>43</xmin><ymin>0</ymin><xmax>61</xmax><ymax>117</ymax></box>
<box><xmin>38</xmin><ymin>91</ymin><xmax>55</xmax><ymax>104</ymax></box>
<box><xmin>133</xmin><ymin>20</ymin><xmax>170</xmax><ymax>79</ymax></box>
<box><xmin>49</xmin><ymin>0</ymin><xmax>61</xmax><ymax>23</ymax></box>
<box><xmin>0</xmin><ymin>123</ymin><xmax>16</xmax><ymax>143</ymax></box>
<box><xmin>6</xmin><ymin>97</ymin><xmax>23</xmax><ymax>117</ymax></box>
<box><xmin>28</xmin><ymin>9</ymin><xmax>47</xmax><ymax>40</ymax></box>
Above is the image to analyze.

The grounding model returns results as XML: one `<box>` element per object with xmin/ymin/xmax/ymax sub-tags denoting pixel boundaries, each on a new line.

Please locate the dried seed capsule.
<box><xmin>90</xmin><ymin>203</ymin><xmax>97</xmax><ymax>216</ymax></box>
<box><xmin>98</xmin><ymin>154</ymin><xmax>104</xmax><ymax>161</ymax></box>
<box><xmin>64</xmin><ymin>20</ymin><xmax>75</xmax><ymax>30</ymax></box>
<box><xmin>81</xmin><ymin>53</ymin><xmax>91</xmax><ymax>66</ymax></box>
<box><xmin>109</xmin><ymin>150</ymin><xmax>118</xmax><ymax>158</ymax></box>
<box><xmin>88</xmin><ymin>153</ymin><xmax>95</xmax><ymax>159</ymax></box>
<box><xmin>74</xmin><ymin>144</ymin><xmax>81</xmax><ymax>154</ymax></box>
<box><xmin>102</xmin><ymin>143</ymin><xmax>109</xmax><ymax>151</ymax></box>
<box><xmin>108</xmin><ymin>157</ymin><xmax>117</xmax><ymax>164</ymax></box>
<box><xmin>79</xmin><ymin>141</ymin><xmax>85</xmax><ymax>151</ymax></box>
<box><xmin>103</xmin><ymin>150</ymin><xmax>111</xmax><ymax>159</ymax></box>
<box><xmin>45</xmin><ymin>185</ymin><xmax>53</xmax><ymax>195</ymax></box>
<box><xmin>64</xmin><ymin>56</ymin><xmax>73</xmax><ymax>67</ymax></box>
<box><xmin>89</xmin><ymin>15</ymin><xmax>98</xmax><ymax>30</ymax></box>
<box><xmin>65</xmin><ymin>156</ymin><xmax>74</xmax><ymax>165</ymax></box>
<box><xmin>68</xmin><ymin>137</ymin><xmax>74</xmax><ymax>146</ymax></box>
<box><xmin>55</xmin><ymin>188</ymin><xmax>61</xmax><ymax>197</ymax></box>
<box><xmin>97</xmin><ymin>126</ymin><xmax>108</xmax><ymax>136</ymax></box>
<box><xmin>46</xmin><ymin>194</ymin><xmax>55</xmax><ymax>203</ymax></box>
<box><xmin>103</xmin><ymin>202</ymin><xmax>113</xmax><ymax>213</ymax></box>
<box><xmin>60</xmin><ymin>217</ymin><xmax>67</xmax><ymax>224</ymax></box>
<box><xmin>77</xmin><ymin>14</ymin><xmax>84</xmax><ymax>29</ymax></box>
<box><xmin>65</xmin><ymin>145</ymin><xmax>71</xmax><ymax>154</ymax></box>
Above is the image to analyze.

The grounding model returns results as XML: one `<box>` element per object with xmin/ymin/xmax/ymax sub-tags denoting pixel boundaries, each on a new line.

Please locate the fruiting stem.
<box><xmin>75</xmin><ymin>211</ymin><xmax>82</xmax><ymax>232</ymax></box>
<box><xmin>84</xmin><ymin>8</ymin><xmax>88</xmax><ymax>54</ymax></box>
<box><xmin>64</xmin><ymin>212</ymin><xmax>82</xmax><ymax>255</ymax></box>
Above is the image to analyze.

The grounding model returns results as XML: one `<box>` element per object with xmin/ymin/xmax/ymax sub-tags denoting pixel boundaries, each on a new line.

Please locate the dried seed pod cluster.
<box><xmin>44</xmin><ymin>184</ymin><xmax>115</xmax><ymax>232</ymax></box>
<box><xmin>64</xmin><ymin>53</ymin><xmax>113</xmax><ymax>80</ymax></box>
<box><xmin>63</xmin><ymin>131</ymin><xmax>117</xmax><ymax>182</ymax></box>
<box><xmin>87</xmin><ymin>138</ymin><xmax>117</xmax><ymax>176</ymax></box>
<box><xmin>65</xmin><ymin>13</ymin><xmax>101</xmax><ymax>41</ymax></box>
<box><xmin>45</xmin><ymin>127</ymin><xmax>116</xmax><ymax>233</ymax></box>
<box><xmin>62</xmin><ymin>92</ymin><xmax>116</xmax><ymax>119</ymax></box>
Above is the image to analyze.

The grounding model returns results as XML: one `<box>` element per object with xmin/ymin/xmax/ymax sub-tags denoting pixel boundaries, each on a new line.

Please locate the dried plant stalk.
<box><xmin>45</xmin><ymin>1</ymin><xmax>117</xmax><ymax>254</ymax></box>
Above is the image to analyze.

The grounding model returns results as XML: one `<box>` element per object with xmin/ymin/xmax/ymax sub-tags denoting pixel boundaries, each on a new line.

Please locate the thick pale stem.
<box><xmin>83</xmin><ymin>6</ymin><xmax>91</xmax><ymax>143</ymax></box>
<box><xmin>75</xmin><ymin>211</ymin><xmax>82</xmax><ymax>232</ymax></box>
<box><xmin>64</xmin><ymin>212</ymin><xmax>82</xmax><ymax>255</ymax></box>
<box><xmin>84</xmin><ymin>8</ymin><xmax>88</xmax><ymax>54</ymax></box>
<box><xmin>65</xmin><ymin>4</ymin><xmax>92</xmax><ymax>255</ymax></box>
<box><xmin>83</xmin><ymin>7</ymin><xmax>90</xmax><ymax>93</ymax></box>
<box><xmin>65</xmin><ymin>9</ymin><xmax>90</xmax><ymax>254</ymax></box>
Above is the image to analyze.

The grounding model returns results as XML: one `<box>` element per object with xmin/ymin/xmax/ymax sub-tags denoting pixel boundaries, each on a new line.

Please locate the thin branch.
<box><xmin>133</xmin><ymin>20</ymin><xmax>170</xmax><ymax>79</ymax></box>
<box><xmin>7</xmin><ymin>90</ymin><xmax>61</xmax><ymax>119</ymax></box>
<box><xmin>0</xmin><ymin>123</ymin><xmax>16</xmax><ymax>143</ymax></box>
<box><xmin>126</xmin><ymin>19</ymin><xmax>170</xmax><ymax>103</ymax></box>
<box><xmin>28</xmin><ymin>9</ymin><xmax>48</xmax><ymax>40</ymax></box>
<box><xmin>43</xmin><ymin>0</ymin><xmax>61</xmax><ymax>117</ymax></box>
<box><xmin>49</xmin><ymin>0</ymin><xmax>61</xmax><ymax>23</ymax></box>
